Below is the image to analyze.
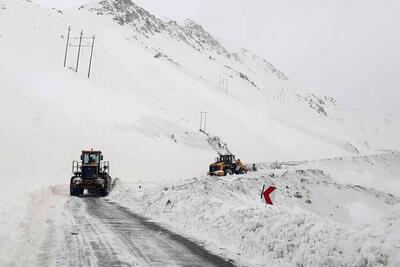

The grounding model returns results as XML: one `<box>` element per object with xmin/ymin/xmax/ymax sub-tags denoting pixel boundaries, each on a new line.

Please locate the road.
<box><xmin>37</xmin><ymin>191</ymin><xmax>234</xmax><ymax>267</ymax></box>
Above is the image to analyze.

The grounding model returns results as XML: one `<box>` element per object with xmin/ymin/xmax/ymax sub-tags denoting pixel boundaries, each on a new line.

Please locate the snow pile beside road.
<box><xmin>0</xmin><ymin>187</ymin><xmax>59</xmax><ymax>266</ymax></box>
<box><xmin>302</xmin><ymin>151</ymin><xmax>400</xmax><ymax>195</ymax></box>
<box><xmin>110</xmin><ymin>156</ymin><xmax>400</xmax><ymax>266</ymax></box>
<box><xmin>0</xmin><ymin>196</ymin><xmax>26</xmax><ymax>265</ymax></box>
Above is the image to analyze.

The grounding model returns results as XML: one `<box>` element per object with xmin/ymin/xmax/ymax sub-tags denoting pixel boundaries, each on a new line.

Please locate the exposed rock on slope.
<box><xmin>90</xmin><ymin>0</ymin><xmax>287</xmax><ymax>80</ymax></box>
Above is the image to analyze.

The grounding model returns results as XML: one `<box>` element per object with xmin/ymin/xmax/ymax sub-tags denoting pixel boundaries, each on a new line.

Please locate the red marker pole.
<box><xmin>260</xmin><ymin>184</ymin><xmax>265</xmax><ymax>199</ymax></box>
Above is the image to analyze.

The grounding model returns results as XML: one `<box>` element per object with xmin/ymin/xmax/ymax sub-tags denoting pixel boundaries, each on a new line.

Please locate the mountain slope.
<box><xmin>0</xmin><ymin>0</ymin><xmax>399</xmax><ymax>197</ymax></box>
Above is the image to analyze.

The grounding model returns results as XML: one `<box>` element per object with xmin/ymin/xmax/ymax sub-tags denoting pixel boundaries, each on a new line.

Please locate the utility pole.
<box><xmin>63</xmin><ymin>27</ymin><xmax>96</xmax><ymax>78</ymax></box>
<box><xmin>200</xmin><ymin>111</ymin><xmax>208</xmax><ymax>132</ymax></box>
<box><xmin>225</xmin><ymin>77</ymin><xmax>228</xmax><ymax>95</ymax></box>
<box><xmin>204</xmin><ymin>112</ymin><xmax>207</xmax><ymax>132</ymax></box>
<box><xmin>200</xmin><ymin>112</ymin><xmax>202</xmax><ymax>130</ymax></box>
<box><xmin>75</xmin><ymin>30</ymin><xmax>83</xmax><ymax>72</ymax></box>
<box><xmin>218</xmin><ymin>75</ymin><xmax>229</xmax><ymax>95</ymax></box>
<box><xmin>276</xmin><ymin>88</ymin><xmax>286</xmax><ymax>102</ymax></box>
<box><xmin>63</xmin><ymin>26</ymin><xmax>71</xmax><ymax>68</ymax></box>
<box><xmin>87</xmin><ymin>35</ymin><xmax>95</xmax><ymax>79</ymax></box>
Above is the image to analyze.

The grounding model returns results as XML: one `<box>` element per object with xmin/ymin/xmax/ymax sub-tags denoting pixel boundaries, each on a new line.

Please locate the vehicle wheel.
<box><xmin>100</xmin><ymin>179</ymin><xmax>110</xmax><ymax>197</ymax></box>
<box><xmin>70</xmin><ymin>185</ymin><xmax>75</xmax><ymax>196</ymax></box>
<box><xmin>70</xmin><ymin>182</ymin><xmax>77</xmax><ymax>196</ymax></box>
<box><xmin>100</xmin><ymin>187</ymin><xmax>109</xmax><ymax>197</ymax></box>
<box><xmin>77</xmin><ymin>188</ymin><xmax>84</xmax><ymax>196</ymax></box>
<box><xmin>70</xmin><ymin>177</ymin><xmax>82</xmax><ymax>196</ymax></box>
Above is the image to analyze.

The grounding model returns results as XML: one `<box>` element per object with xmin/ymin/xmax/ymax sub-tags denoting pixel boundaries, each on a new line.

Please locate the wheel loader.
<box><xmin>208</xmin><ymin>154</ymin><xmax>248</xmax><ymax>176</ymax></box>
<box><xmin>70</xmin><ymin>149</ymin><xmax>112</xmax><ymax>197</ymax></box>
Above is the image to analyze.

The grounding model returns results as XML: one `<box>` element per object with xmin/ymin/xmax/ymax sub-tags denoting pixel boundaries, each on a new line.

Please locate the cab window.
<box><xmin>83</xmin><ymin>153</ymin><xmax>99</xmax><ymax>164</ymax></box>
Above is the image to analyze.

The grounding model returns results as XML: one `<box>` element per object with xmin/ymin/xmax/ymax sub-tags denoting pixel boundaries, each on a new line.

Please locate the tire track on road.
<box><xmin>39</xmin><ymin>194</ymin><xmax>234</xmax><ymax>267</ymax></box>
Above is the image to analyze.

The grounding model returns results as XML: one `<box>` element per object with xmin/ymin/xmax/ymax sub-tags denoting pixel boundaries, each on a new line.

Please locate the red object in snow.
<box><xmin>263</xmin><ymin>186</ymin><xmax>276</xmax><ymax>205</ymax></box>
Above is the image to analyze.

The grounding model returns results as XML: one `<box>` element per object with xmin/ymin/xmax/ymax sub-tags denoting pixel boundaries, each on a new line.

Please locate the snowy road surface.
<box><xmin>37</xmin><ymin>189</ymin><xmax>234</xmax><ymax>267</ymax></box>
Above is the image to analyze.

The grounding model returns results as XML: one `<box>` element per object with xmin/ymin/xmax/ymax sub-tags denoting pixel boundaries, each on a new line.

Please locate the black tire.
<box><xmin>70</xmin><ymin>184</ymin><xmax>76</xmax><ymax>196</ymax></box>
<box><xmin>70</xmin><ymin>177</ymin><xmax>82</xmax><ymax>196</ymax></box>
<box><xmin>77</xmin><ymin>188</ymin><xmax>84</xmax><ymax>196</ymax></box>
<box><xmin>100</xmin><ymin>177</ymin><xmax>111</xmax><ymax>197</ymax></box>
<box><xmin>70</xmin><ymin>182</ymin><xmax>78</xmax><ymax>196</ymax></box>
<box><xmin>100</xmin><ymin>186</ymin><xmax>109</xmax><ymax>197</ymax></box>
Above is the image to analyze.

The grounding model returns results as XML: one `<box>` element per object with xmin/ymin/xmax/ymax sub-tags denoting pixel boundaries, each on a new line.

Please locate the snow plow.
<box><xmin>208</xmin><ymin>154</ymin><xmax>248</xmax><ymax>176</ymax></box>
<box><xmin>70</xmin><ymin>149</ymin><xmax>112</xmax><ymax>197</ymax></box>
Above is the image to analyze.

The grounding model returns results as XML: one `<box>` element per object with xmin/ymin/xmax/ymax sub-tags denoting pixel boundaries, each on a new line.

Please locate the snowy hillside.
<box><xmin>109</xmin><ymin>152</ymin><xmax>400</xmax><ymax>266</ymax></box>
<box><xmin>1</xmin><ymin>0</ymin><xmax>400</xmax><ymax>266</ymax></box>
<box><xmin>1</xmin><ymin>0</ymin><xmax>398</xmax><ymax>198</ymax></box>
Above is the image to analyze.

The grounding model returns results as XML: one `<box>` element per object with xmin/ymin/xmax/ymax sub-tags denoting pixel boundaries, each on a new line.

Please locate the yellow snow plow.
<box><xmin>208</xmin><ymin>154</ymin><xmax>248</xmax><ymax>176</ymax></box>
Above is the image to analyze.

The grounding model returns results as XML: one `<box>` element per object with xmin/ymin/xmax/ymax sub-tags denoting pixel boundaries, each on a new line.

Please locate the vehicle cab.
<box><xmin>80</xmin><ymin>150</ymin><xmax>103</xmax><ymax>179</ymax></box>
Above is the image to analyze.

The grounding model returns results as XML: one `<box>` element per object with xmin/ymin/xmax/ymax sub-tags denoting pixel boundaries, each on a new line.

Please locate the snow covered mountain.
<box><xmin>1</xmin><ymin>0</ymin><xmax>400</xmax><ymax>266</ymax></box>
<box><xmin>0</xmin><ymin>0</ymin><xmax>399</xmax><ymax>193</ymax></box>
<box><xmin>91</xmin><ymin>0</ymin><xmax>287</xmax><ymax>80</ymax></box>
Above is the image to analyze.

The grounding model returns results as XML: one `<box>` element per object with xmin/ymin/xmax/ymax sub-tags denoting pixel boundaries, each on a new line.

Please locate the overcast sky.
<box><xmin>132</xmin><ymin>0</ymin><xmax>400</xmax><ymax>116</ymax></box>
<box><xmin>35</xmin><ymin>0</ymin><xmax>400</xmax><ymax>115</ymax></box>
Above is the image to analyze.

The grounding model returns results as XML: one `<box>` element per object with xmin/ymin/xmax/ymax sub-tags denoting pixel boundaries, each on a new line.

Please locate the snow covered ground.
<box><xmin>2</xmin><ymin>152</ymin><xmax>399</xmax><ymax>266</ymax></box>
<box><xmin>0</xmin><ymin>187</ymin><xmax>61</xmax><ymax>266</ymax></box>
<box><xmin>1</xmin><ymin>0</ymin><xmax>400</xmax><ymax>266</ymax></box>
<box><xmin>0</xmin><ymin>0</ymin><xmax>399</xmax><ymax>199</ymax></box>
<box><xmin>109</xmin><ymin>152</ymin><xmax>400</xmax><ymax>266</ymax></box>
<box><xmin>301</xmin><ymin>152</ymin><xmax>400</xmax><ymax>196</ymax></box>
<box><xmin>0</xmin><ymin>185</ymin><xmax>235</xmax><ymax>266</ymax></box>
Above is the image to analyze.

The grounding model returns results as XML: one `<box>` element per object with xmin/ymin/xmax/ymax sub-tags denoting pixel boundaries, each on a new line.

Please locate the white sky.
<box><xmin>133</xmin><ymin>0</ymin><xmax>400</xmax><ymax>116</ymax></box>
<box><xmin>34</xmin><ymin>0</ymin><xmax>400</xmax><ymax>115</ymax></box>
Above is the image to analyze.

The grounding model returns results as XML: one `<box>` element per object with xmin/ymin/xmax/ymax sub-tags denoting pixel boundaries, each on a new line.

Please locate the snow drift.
<box><xmin>109</xmin><ymin>152</ymin><xmax>400</xmax><ymax>266</ymax></box>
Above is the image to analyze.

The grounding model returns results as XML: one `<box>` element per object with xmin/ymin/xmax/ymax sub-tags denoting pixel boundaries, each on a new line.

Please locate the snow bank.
<box><xmin>302</xmin><ymin>151</ymin><xmax>400</xmax><ymax>196</ymax></box>
<box><xmin>110</xmin><ymin>155</ymin><xmax>400</xmax><ymax>266</ymax></box>
<box><xmin>0</xmin><ymin>186</ymin><xmax>62</xmax><ymax>266</ymax></box>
